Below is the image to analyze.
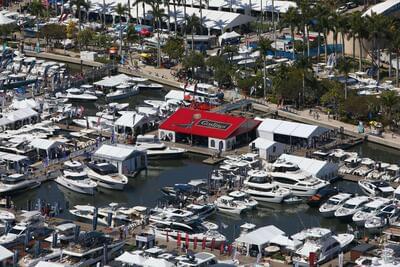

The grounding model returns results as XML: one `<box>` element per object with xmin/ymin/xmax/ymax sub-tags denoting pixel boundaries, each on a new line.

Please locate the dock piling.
<box><xmin>26</xmin><ymin>199</ymin><xmax>31</xmax><ymax>211</ymax></box>
<box><xmin>13</xmin><ymin>249</ymin><xmax>18</xmax><ymax>267</ymax></box>
<box><xmin>107</xmin><ymin>212</ymin><xmax>112</xmax><ymax>227</ymax></box>
<box><xmin>92</xmin><ymin>207</ymin><xmax>98</xmax><ymax>231</ymax></box>
<box><xmin>52</xmin><ymin>232</ymin><xmax>58</xmax><ymax>248</ymax></box>
<box><xmin>102</xmin><ymin>243</ymin><xmax>108</xmax><ymax>265</ymax></box>
<box><xmin>74</xmin><ymin>225</ymin><xmax>80</xmax><ymax>242</ymax></box>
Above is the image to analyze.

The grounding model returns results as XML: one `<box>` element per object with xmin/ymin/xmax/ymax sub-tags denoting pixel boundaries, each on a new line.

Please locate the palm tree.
<box><xmin>392</xmin><ymin>31</ymin><xmax>400</xmax><ymax>87</ymax></box>
<box><xmin>380</xmin><ymin>90</ymin><xmax>398</xmax><ymax>130</ymax></box>
<box><xmin>255</xmin><ymin>36</ymin><xmax>273</xmax><ymax>98</ymax></box>
<box><xmin>337</xmin><ymin>14</ymin><xmax>350</xmax><ymax>57</ymax></box>
<box><xmin>133</xmin><ymin>0</ymin><xmax>154</xmax><ymax>25</ymax></box>
<box><xmin>115</xmin><ymin>3</ymin><xmax>128</xmax><ymax>56</ymax></box>
<box><xmin>294</xmin><ymin>55</ymin><xmax>311</xmax><ymax>105</ymax></box>
<box><xmin>366</xmin><ymin>13</ymin><xmax>389</xmax><ymax>82</ymax></box>
<box><xmin>70</xmin><ymin>0</ymin><xmax>90</xmax><ymax>31</ymax></box>
<box><xmin>312</xmin><ymin>3</ymin><xmax>329</xmax><ymax>62</ymax></box>
<box><xmin>186</xmin><ymin>14</ymin><xmax>201</xmax><ymax>52</ymax></box>
<box><xmin>337</xmin><ymin>56</ymin><xmax>352</xmax><ymax>100</ymax></box>
<box><xmin>150</xmin><ymin>0</ymin><xmax>167</xmax><ymax>67</ymax></box>
<box><xmin>280</xmin><ymin>6</ymin><xmax>299</xmax><ymax>60</ymax></box>
<box><xmin>348</xmin><ymin>11</ymin><xmax>367</xmax><ymax>71</ymax></box>
<box><xmin>28</xmin><ymin>0</ymin><xmax>45</xmax><ymax>42</ymax></box>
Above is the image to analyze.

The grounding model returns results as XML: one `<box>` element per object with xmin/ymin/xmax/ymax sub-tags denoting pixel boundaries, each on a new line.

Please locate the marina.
<box><xmin>0</xmin><ymin>0</ymin><xmax>400</xmax><ymax>265</ymax></box>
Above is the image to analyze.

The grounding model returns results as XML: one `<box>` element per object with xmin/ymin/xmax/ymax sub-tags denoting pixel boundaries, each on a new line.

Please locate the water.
<box><xmin>349</xmin><ymin>141</ymin><xmax>400</xmax><ymax>165</ymax></box>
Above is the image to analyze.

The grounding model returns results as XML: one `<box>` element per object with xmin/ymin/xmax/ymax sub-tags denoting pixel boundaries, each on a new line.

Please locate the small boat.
<box><xmin>352</xmin><ymin>197</ymin><xmax>391</xmax><ymax>226</ymax></box>
<box><xmin>334</xmin><ymin>196</ymin><xmax>371</xmax><ymax>221</ymax></box>
<box><xmin>228</xmin><ymin>191</ymin><xmax>258</xmax><ymax>209</ymax></box>
<box><xmin>358</xmin><ymin>179</ymin><xmax>395</xmax><ymax>197</ymax></box>
<box><xmin>44</xmin><ymin>222</ymin><xmax>78</xmax><ymax>244</ymax></box>
<box><xmin>56</xmin><ymin>88</ymin><xmax>98</xmax><ymax>101</ymax></box>
<box><xmin>353</xmin><ymin>158</ymin><xmax>375</xmax><ymax>177</ymax></box>
<box><xmin>382</xmin><ymin>164</ymin><xmax>400</xmax><ymax>182</ymax></box>
<box><xmin>185</xmin><ymin>203</ymin><xmax>216</xmax><ymax>220</ymax></box>
<box><xmin>307</xmin><ymin>187</ymin><xmax>339</xmax><ymax>207</ymax></box>
<box><xmin>319</xmin><ymin>193</ymin><xmax>352</xmax><ymax>218</ymax></box>
<box><xmin>86</xmin><ymin>162</ymin><xmax>128</xmax><ymax>190</ymax></box>
<box><xmin>55</xmin><ymin>161</ymin><xmax>97</xmax><ymax>195</ymax></box>
<box><xmin>106</xmin><ymin>84</ymin><xmax>139</xmax><ymax>101</ymax></box>
<box><xmin>214</xmin><ymin>195</ymin><xmax>248</xmax><ymax>214</ymax></box>
<box><xmin>137</xmin><ymin>81</ymin><xmax>163</xmax><ymax>90</ymax></box>
<box><xmin>0</xmin><ymin>173</ymin><xmax>41</xmax><ymax>195</ymax></box>
<box><xmin>365</xmin><ymin>204</ymin><xmax>400</xmax><ymax>233</ymax></box>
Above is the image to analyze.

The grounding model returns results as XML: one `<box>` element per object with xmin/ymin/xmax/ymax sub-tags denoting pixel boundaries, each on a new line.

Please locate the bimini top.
<box><xmin>159</xmin><ymin>108</ymin><xmax>260</xmax><ymax>140</ymax></box>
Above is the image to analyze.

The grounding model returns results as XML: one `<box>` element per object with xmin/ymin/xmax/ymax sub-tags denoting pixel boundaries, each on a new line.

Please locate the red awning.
<box><xmin>159</xmin><ymin>108</ymin><xmax>260</xmax><ymax>139</ymax></box>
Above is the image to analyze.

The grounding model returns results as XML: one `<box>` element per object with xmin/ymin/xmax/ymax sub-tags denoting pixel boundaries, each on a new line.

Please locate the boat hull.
<box><xmin>55</xmin><ymin>177</ymin><xmax>96</xmax><ymax>195</ymax></box>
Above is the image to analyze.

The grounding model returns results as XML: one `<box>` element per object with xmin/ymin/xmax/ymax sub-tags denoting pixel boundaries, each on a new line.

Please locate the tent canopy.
<box><xmin>115</xmin><ymin>252</ymin><xmax>146</xmax><ymax>265</ymax></box>
<box><xmin>219</xmin><ymin>31</ymin><xmax>241</xmax><ymax>44</ymax></box>
<box><xmin>235</xmin><ymin>225</ymin><xmax>285</xmax><ymax>246</ymax></box>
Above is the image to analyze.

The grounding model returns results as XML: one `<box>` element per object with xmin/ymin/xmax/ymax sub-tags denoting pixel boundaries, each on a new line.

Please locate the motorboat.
<box><xmin>55</xmin><ymin>161</ymin><xmax>97</xmax><ymax>195</ymax></box>
<box><xmin>353</xmin><ymin>158</ymin><xmax>375</xmax><ymax>177</ymax></box>
<box><xmin>44</xmin><ymin>222</ymin><xmax>77</xmax><ymax>244</ymax></box>
<box><xmin>106</xmin><ymin>83</ymin><xmax>139</xmax><ymax>101</ymax></box>
<box><xmin>181</xmin><ymin>83</ymin><xmax>218</xmax><ymax>97</ymax></box>
<box><xmin>243</xmin><ymin>170</ymin><xmax>291</xmax><ymax>203</ymax></box>
<box><xmin>69</xmin><ymin>205</ymin><xmax>108</xmax><ymax>225</ymax></box>
<box><xmin>150</xmin><ymin>207</ymin><xmax>197</xmax><ymax>223</ymax></box>
<box><xmin>328</xmin><ymin>149</ymin><xmax>349</xmax><ymax>163</ymax></box>
<box><xmin>0</xmin><ymin>173</ymin><xmax>40</xmax><ymax>195</ymax></box>
<box><xmin>358</xmin><ymin>179</ymin><xmax>395</xmax><ymax>197</ymax></box>
<box><xmin>319</xmin><ymin>193</ymin><xmax>353</xmax><ymax>218</ymax></box>
<box><xmin>338</xmin><ymin>156</ymin><xmax>361</xmax><ymax>175</ymax></box>
<box><xmin>352</xmin><ymin>197</ymin><xmax>391</xmax><ymax>226</ymax></box>
<box><xmin>0</xmin><ymin>210</ymin><xmax>15</xmax><ymax>232</ymax></box>
<box><xmin>80</xmin><ymin>84</ymin><xmax>104</xmax><ymax>96</ymax></box>
<box><xmin>268</xmin><ymin>171</ymin><xmax>329</xmax><ymax>197</ymax></box>
<box><xmin>135</xmin><ymin>134</ymin><xmax>186</xmax><ymax>158</ymax></box>
<box><xmin>185</xmin><ymin>203</ymin><xmax>216</xmax><ymax>220</ymax></box>
<box><xmin>334</xmin><ymin>196</ymin><xmax>371</xmax><ymax>221</ymax></box>
<box><xmin>214</xmin><ymin>195</ymin><xmax>248</xmax><ymax>214</ymax></box>
<box><xmin>307</xmin><ymin>187</ymin><xmax>339</xmax><ymax>208</ymax></box>
<box><xmin>73</xmin><ymin>116</ymin><xmax>113</xmax><ymax>132</ymax></box>
<box><xmin>161</xmin><ymin>181</ymin><xmax>207</xmax><ymax>200</ymax></box>
<box><xmin>58</xmin><ymin>231</ymin><xmax>125</xmax><ymax>266</ymax></box>
<box><xmin>86</xmin><ymin>162</ymin><xmax>128</xmax><ymax>190</ymax></box>
<box><xmin>175</xmin><ymin>252</ymin><xmax>218</xmax><ymax>266</ymax></box>
<box><xmin>383</xmin><ymin>164</ymin><xmax>400</xmax><ymax>182</ymax></box>
<box><xmin>56</xmin><ymin>88</ymin><xmax>98</xmax><ymax>101</ymax></box>
<box><xmin>367</xmin><ymin>162</ymin><xmax>390</xmax><ymax>180</ymax></box>
<box><xmin>137</xmin><ymin>81</ymin><xmax>163</xmax><ymax>90</ymax></box>
<box><xmin>365</xmin><ymin>204</ymin><xmax>400</xmax><ymax>233</ymax></box>
<box><xmin>150</xmin><ymin>219</ymin><xmax>226</xmax><ymax>247</ymax></box>
<box><xmin>0</xmin><ymin>211</ymin><xmax>44</xmax><ymax>246</ymax></box>
<box><xmin>292</xmin><ymin>228</ymin><xmax>354</xmax><ymax>266</ymax></box>
<box><xmin>228</xmin><ymin>191</ymin><xmax>258</xmax><ymax>209</ymax></box>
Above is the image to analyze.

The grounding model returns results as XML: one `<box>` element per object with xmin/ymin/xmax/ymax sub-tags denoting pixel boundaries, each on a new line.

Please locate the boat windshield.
<box><xmin>326</xmin><ymin>199</ymin><xmax>339</xmax><ymax>205</ymax></box>
<box><xmin>248</xmin><ymin>176</ymin><xmax>269</xmax><ymax>184</ymax></box>
<box><xmin>363</xmin><ymin>206</ymin><xmax>377</xmax><ymax>213</ymax></box>
<box><xmin>9</xmin><ymin>228</ymin><xmax>24</xmax><ymax>235</ymax></box>
<box><xmin>342</xmin><ymin>203</ymin><xmax>356</xmax><ymax>209</ymax></box>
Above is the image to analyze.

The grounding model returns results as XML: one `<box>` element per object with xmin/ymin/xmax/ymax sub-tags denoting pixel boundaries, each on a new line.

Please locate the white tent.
<box><xmin>219</xmin><ymin>31</ymin><xmax>241</xmax><ymax>45</ymax></box>
<box><xmin>10</xmin><ymin>99</ymin><xmax>39</xmax><ymax>110</ymax></box>
<box><xmin>0</xmin><ymin>13</ymin><xmax>16</xmax><ymax>25</ymax></box>
<box><xmin>235</xmin><ymin>225</ymin><xmax>286</xmax><ymax>255</ymax></box>
<box><xmin>115</xmin><ymin>251</ymin><xmax>146</xmax><ymax>265</ymax></box>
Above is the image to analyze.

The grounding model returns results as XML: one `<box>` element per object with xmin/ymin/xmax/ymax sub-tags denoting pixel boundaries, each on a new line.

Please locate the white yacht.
<box><xmin>228</xmin><ymin>191</ymin><xmax>258</xmax><ymax>209</ymax></box>
<box><xmin>69</xmin><ymin>205</ymin><xmax>108</xmax><ymax>225</ymax></box>
<box><xmin>185</xmin><ymin>203</ymin><xmax>216</xmax><ymax>220</ymax></box>
<box><xmin>365</xmin><ymin>204</ymin><xmax>400</xmax><ymax>233</ymax></box>
<box><xmin>367</xmin><ymin>162</ymin><xmax>390</xmax><ymax>180</ymax></box>
<box><xmin>106</xmin><ymin>83</ymin><xmax>139</xmax><ymax>101</ymax></box>
<box><xmin>334</xmin><ymin>196</ymin><xmax>371</xmax><ymax>221</ymax></box>
<box><xmin>243</xmin><ymin>170</ymin><xmax>291</xmax><ymax>203</ymax></box>
<box><xmin>319</xmin><ymin>193</ymin><xmax>353</xmax><ymax>218</ymax></box>
<box><xmin>352</xmin><ymin>197</ymin><xmax>391</xmax><ymax>226</ymax></box>
<box><xmin>58</xmin><ymin>232</ymin><xmax>125</xmax><ymax>266</ymax></box>
<box><xmin>150</xmin><ymin>219</ymin><xmax>226</xmax><ymax>247</ymax></box>
<box><xmin>73</xmin><ymin>116</ymin><xmax>113</xmax><ymax>132</ymax></box>
<box><xmin>0</xmin><ymin>173</ymin><xmax>40</xmax><ymax>195</ymax></box>
<box><xmin>353</xmin><ymin>158</ymin><xmax>376</xmax><ymax>177</ymax></box>
<box><xmin>135</xmin><ymin>134</ymin><xmax>186</xmax><ymax>158</ymax></box>
<box><xmin>57</xmin><ymin>88</ymin><xmax>98</xmax><ymax>101</ymax></box>
<box><xmin>358</xmin><ymin>180</ymin><xmax>395</xmax><ymax>197</ymax></box>
<box><xmin>268</xmin><ymin>171</ymin><xmax>328</xmax><ymax>197</ymax></box>
<box><xmin>214</xmin><ymin>195</ymin><xmax>248</xmax><ymax>214</ymax></box>
<box><xmin>44</xmin><ymin>222</ymin><xmax>77</xmax><ymax>244</ymax></box>
<box><xmin>86</xmin><ymin>162</ymin><xmax>128</xmax><ymax>190</ymax></box>
<box><xmin>137</xmin><ymin>81</ymin><xmax>163</xmax><ymax>90</ymax></box>
<box><xmin>55</xmin><ymin>161</ymin><xmax>97</xmax><ymax>195</ymax></box>
<box><xmin>292</xmin><ymin>228</ymin><xmax>354</xmax><ymax>266</ymax></box>
<box><xmin>383</xmin><ymin>164</ymin><xmax>400</xmax><ymax>182</ymax></box>
<box><xmin>338</xmin><ymin>156</ymin><xmax>362</xmax><ymax>175</ymax></box>
<box><xmin>181</xmin><ymin>83</ymin><xmax>218</xmax><ymax>97</ymax></box>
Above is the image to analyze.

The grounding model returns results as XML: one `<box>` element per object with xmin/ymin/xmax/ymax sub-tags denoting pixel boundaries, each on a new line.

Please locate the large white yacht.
<box><xmin>243</xmin><ymin>170</ymin><xmax>291</xmax><ymax>203</ymax></box>
<box><xmin>292</xmin><ymin>228</ymin><xmax>354</xmax><ymax>266</ymax></box>
<box><xmin>334</xmin><ymin>196</ymin><xmax>371</xmax><ymax>221</ymax></box>
<box><xmin>56</xmin><ymin>88</ymin><xmax>98</xmax><ymax>101</ymax></box>
<box><xmin>86</xmin><ymin>162</ymin><xmax>128</xmax><ymax>190</ymax></box>
<box><xmin>319</xmin><ymin>193</ymin><xmax>353</xmax><ymax>218</ymax></box>
<box><xmin>0</xmin><ymin>173</ymin><xmax>40</xmax><ymax>195</ymax></box>
<box><xmin>55</xmin><ymin>161</ymin><xmax>97</xmax><ymax>195</ymax></box>
<box><xmin>135</xmin><ymin>134</ymin><xmax>186</xmax><ymax>158</ymax></box>
<box><xmin>352</xmin><ymin>197</ymin><xmax>391</xmax><ymax>226</ymax></box>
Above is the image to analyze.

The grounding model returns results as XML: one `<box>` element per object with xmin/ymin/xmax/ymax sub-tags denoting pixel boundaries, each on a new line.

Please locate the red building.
<box><xmin>159</xmin><ymin>108</ymin><xmax>260</xmax><ymax>151</ymax></box>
